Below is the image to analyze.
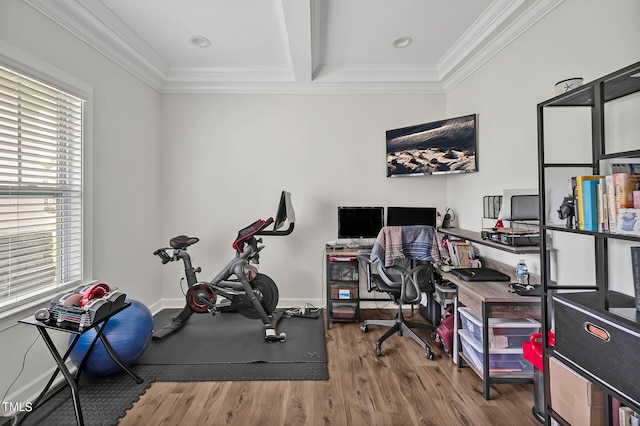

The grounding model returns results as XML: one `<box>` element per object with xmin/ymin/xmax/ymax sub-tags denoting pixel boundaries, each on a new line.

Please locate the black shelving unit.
<box><xmin>537</xmin><ymin>61</ymin><xmax>640</xmax><ymax>425</ymax></box>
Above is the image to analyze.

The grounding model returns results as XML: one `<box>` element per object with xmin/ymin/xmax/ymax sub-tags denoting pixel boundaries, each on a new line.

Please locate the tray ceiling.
<box><xmin>25</xmin><ymin>0</ymin><xmax>563</xmax><ymax>93</ymax></box>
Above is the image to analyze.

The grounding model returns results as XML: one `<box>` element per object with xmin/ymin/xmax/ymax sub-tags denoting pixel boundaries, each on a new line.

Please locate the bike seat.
<box><xmin>170</xmin><ymin>235</ymin><xmax>199</xmax><ymax>249</ymax></box>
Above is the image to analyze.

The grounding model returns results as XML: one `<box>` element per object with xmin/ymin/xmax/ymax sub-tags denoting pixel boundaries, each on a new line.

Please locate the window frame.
<box><xmin>0</xmin><ymin>41</ymin><xmax>93</xmax><ymax>326</ymax></box>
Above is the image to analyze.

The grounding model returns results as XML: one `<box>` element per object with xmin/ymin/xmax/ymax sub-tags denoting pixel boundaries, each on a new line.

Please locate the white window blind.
<box><xmin>0</xmin><ymin>64</ymin><xmax>83</xmax><ymax>309</ymax></box>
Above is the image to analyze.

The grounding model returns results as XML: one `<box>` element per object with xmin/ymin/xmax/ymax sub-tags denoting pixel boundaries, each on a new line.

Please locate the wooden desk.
<box><xmin>438</xmin><ymin>267</ymin><xmax>541</xmax><ymax>400</ymax></box>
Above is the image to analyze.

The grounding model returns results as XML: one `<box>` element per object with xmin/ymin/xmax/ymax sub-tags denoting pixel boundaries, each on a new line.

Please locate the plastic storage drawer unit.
<box><xmin>330</xmin><ymin>282</ymin><xmax>358</xmax><ymax>300</ymax></box>
<box><xmin>459</xmin><ymin>329</ymin><xmax>533</xmax><ymax>375</ymax></box>
<box><xmin>434</xmin><ymin>282</ymin><xmax>457</xmax><ymax>306</ymax></box>
<box><xmin>330</xmin><ymin>302</ymin><xmax>359</xmax><ymax>319</ymax></box>
<box><xmin>328</xmin><ymin>262</ymin><xmax>358</xmax><ymax>281</ymax></box>
<box><xmin>458</xmin><ymin>307</ymin><xmax>541</xmax><ymax>349</ymax></box>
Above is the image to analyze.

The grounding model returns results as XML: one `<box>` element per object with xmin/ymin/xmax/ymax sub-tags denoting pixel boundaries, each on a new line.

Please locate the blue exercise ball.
<box><xmin>69</xmin><ymin>299</ymin><xmax>153</xmax><ymax>376</ymax></box>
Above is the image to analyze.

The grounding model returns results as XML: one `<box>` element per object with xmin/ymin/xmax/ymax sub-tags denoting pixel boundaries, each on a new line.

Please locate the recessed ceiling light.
<box><xmin>189</xmin><ymin>36</ymin><xmax>211</xmax><ymax>48</ymax></box>
<box><xmin>391</xmin><ymin>36</ymin><xmax>413</xmax><ymax>48</ymax></box>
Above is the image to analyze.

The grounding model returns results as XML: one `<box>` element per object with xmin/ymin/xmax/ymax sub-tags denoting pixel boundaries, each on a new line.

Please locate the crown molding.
<box><xmin>24</xmin><ymin>0</ymin><xmax>168</xmax><ymax>91</ymax></box>
<box><xmin>313</xmin><ymin>64</ymin><xmax>440</xmax><ymax>84</ymax></box>
<box><xmin>161</xmin><ymin>80</ymin><xmax>445</xmax><ymax>95</ymax></box>
<box><xmin>440</xmin><ymin>0</ymin><xmax>564</xmax><ymax>91</ymax></box>
<box><xmin>166</xmin><ymin>66</ymin><xmax>295</xmax><ymax>83</ymax></box>
<box><xmin>161</xmin><ymin>64</ymin><xmax>445</xmax><ymax>94</ymax></box>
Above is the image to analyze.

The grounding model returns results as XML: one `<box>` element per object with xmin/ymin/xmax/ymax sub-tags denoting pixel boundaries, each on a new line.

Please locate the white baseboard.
<box><xmin>151</xmin><ymin>298</ymin><xmax>402</xmax><ymax>313</ymax></box>
<box><xmin>149</xmin><ymin>297</ymin><xmax>326</xmax><ymax>314</ymax></box>
<box><xmin>359</xmin><ymin>301</ymin><xmax>397</xmax><ymax>309</ymax></box>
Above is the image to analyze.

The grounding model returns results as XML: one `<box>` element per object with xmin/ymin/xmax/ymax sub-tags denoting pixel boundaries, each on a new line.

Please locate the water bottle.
<box><xmin>516</xmin><ymin>259</ymin><xmax>529</xmax><ymax>285</ymax></box>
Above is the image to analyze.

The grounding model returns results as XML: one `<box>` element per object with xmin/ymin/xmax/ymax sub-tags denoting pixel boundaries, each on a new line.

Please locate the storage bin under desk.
<box><xmin>459</xmin><ymin>329</ymin><xmax>533</xmax><ymax>376</ymax></box>
<box><xmin>458</xmin><ymin>307</ymin><xmax>540</xmax><ymax>349</ymax></box>
<box><xmin>329</xmin><ymin>301</ymin><xmax>359</xmax><ymax>319</ymax></box>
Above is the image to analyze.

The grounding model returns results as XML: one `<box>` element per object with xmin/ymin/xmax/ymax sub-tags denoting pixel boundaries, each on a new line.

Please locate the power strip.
<box><xmin>291</xmin><ymin>309</ymin><xmax>320</xmax><ymax>319</ymax></box>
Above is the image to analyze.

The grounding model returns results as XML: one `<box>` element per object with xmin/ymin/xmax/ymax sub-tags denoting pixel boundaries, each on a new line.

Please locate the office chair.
<box><xmin>358</xmin><ymin>255</ymin><xmax>437</xmax><ymax>360</ymax></box>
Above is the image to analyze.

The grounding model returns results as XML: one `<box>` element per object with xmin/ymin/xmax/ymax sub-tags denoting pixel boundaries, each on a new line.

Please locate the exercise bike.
<box><xmin>152</xmin><ymin>191</ymin><xmax>295</xmax><ymax>342</ymax></box>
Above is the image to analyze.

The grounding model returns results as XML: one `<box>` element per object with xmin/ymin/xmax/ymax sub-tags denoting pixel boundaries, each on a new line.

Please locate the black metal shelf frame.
<box><xmin>537</xmin><ymin>61</ymin><xmax>640</xmax><ymax>425</ymax></box>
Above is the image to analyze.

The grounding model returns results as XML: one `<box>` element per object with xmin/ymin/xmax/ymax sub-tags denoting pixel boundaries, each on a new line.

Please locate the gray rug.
<box><xmin>135</xmin><ymin>308</ymin><xmax>328</xmax><ymax>381</ymax></box>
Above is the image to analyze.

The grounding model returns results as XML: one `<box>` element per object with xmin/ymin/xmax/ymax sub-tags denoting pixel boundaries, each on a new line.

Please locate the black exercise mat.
<box><xmin>135</xmin><ymin>308</ymin><xmax>328</xmax><ymax>381</ymax></box>
<box><xmin>17</xmin><ymin>367</ymin><xmax>154</xmax><ymax>426</ymax></box>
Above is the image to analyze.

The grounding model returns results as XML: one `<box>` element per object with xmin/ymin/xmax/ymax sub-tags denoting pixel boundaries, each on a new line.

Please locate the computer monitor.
<box><xmin>386</xmin><ymin>207</ymin><xmax>437</xmax><ymax>227</ymax></box>
<box><xmin>338</xmin><ymin>206</ymin><xmax>384</xmax><ymax>239</ymax></box>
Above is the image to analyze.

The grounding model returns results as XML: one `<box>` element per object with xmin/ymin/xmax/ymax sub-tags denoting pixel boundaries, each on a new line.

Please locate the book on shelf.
<box><xmin>597</xmin><ymin>177</ymin><xmax>609</xmax><ymax>232</ymax></box>
<box><xmin>570</xmin><ymin>176</ymin><xmax>580</xmax><ymax>230</ymax></box>
<box><xmin>455</xmin><ymin>244</ymin><xmax>476</xmax><ymax>268</ymax></box>
<box><xmin>619</xmin><ymin>406</ymin><xmax>640</xmax><ymax>426</ymax></box>
<box><xmin>582</xmin><ymin>179</ymin><xmax>600</xmax><ymax>232</ymax></box>
<box><xmin>575</xmin><ymin>175</ymin><xmax>604</xmax><ymax>230</ymax></box>
<box><xmin>613</xmin><ymin>398</ymin><xmax>621</xmax><ymax>426</ymax></box>
<box><xmin>631</xmin><ymin>246</ymin><xmax>640</xmax><ymax>312</ymax></box>
<box><xmin>606</xmin><ymin>175</ymin><xmax>617</xmax><ymax>231</ymax></box>
<box><xmin>445</xmin><ymin>239</ymin><xmax>477</xmax><ymax>268</ymax></box>
<box><xmin>568</xmin><ymin>170</ymin><xmax>640</xmax><ymax>235</ymax></box>
<box><xmin>614</xmin><ymin>172</ymin><xmax>636</xmax><ymax>212</ymax></box>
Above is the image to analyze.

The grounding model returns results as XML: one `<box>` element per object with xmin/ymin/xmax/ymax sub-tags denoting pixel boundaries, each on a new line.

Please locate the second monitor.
<box><xmin>386</xmin><ymin>207</ymin><xmax>437</xmax><ymax>227</ymax></box>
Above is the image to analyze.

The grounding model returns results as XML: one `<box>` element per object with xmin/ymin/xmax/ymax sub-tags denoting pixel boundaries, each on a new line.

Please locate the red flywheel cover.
<box><xmin>186</xmin><ymin>283</ymin><xmax>216</xmax><ymax>313</ymax></box>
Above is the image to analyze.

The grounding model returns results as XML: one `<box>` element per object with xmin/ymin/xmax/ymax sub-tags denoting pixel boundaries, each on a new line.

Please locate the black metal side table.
<box><xmin>17</xmin><ymin>302</ymin><xmax>144</xmax><ymax>426</ymax></box>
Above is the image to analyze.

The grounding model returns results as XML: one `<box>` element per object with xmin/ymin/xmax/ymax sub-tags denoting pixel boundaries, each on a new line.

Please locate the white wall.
<box><xmin>157</xmin><ymin>94</ymin><xmax>448</xmax><ymax>306</ymax></box>
<box><xmin>0</xmin><ymin>0</ymin><xmax>639</xmax><ymax>414</ymax></box>
<box><xmin>0</xmin><ymin>0</ymin><xmax>162</xmax><ymax>409</ymax></box>
<box><xmin>445</xmin><ymin>0</ymin><xmax>640</xmax><ymax>278</ymax></box>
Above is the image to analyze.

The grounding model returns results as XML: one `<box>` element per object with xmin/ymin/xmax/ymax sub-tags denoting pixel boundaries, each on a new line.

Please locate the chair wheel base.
<box><xmin>376</xmin><ymin>343</ymin><xmax>384</xmax><ymax>357</ymax></box>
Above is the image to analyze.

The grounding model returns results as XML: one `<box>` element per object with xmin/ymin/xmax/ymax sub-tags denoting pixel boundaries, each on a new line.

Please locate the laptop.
<box><xmin>452</xmin><ymin>267</ymin><xmax>510</xmax><ymax>282</ymax></box>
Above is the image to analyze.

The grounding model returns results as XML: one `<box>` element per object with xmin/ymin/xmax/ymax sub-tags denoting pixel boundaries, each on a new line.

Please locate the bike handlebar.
<box><xmin>256</xmin><ymin>222</ymin><xmax>294</xmax><ymax>236</ymax></box>
<box><xmin>153</xmin><ymin>248</ymin><xmax>173</xmax><ymax>264</ymax></box>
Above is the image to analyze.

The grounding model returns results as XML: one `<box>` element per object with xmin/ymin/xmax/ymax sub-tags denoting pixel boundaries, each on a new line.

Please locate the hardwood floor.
<box><xmin>119</xmin><ymin>309</ymin><xmax>540</xmax><ymax>426</ymax></box>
